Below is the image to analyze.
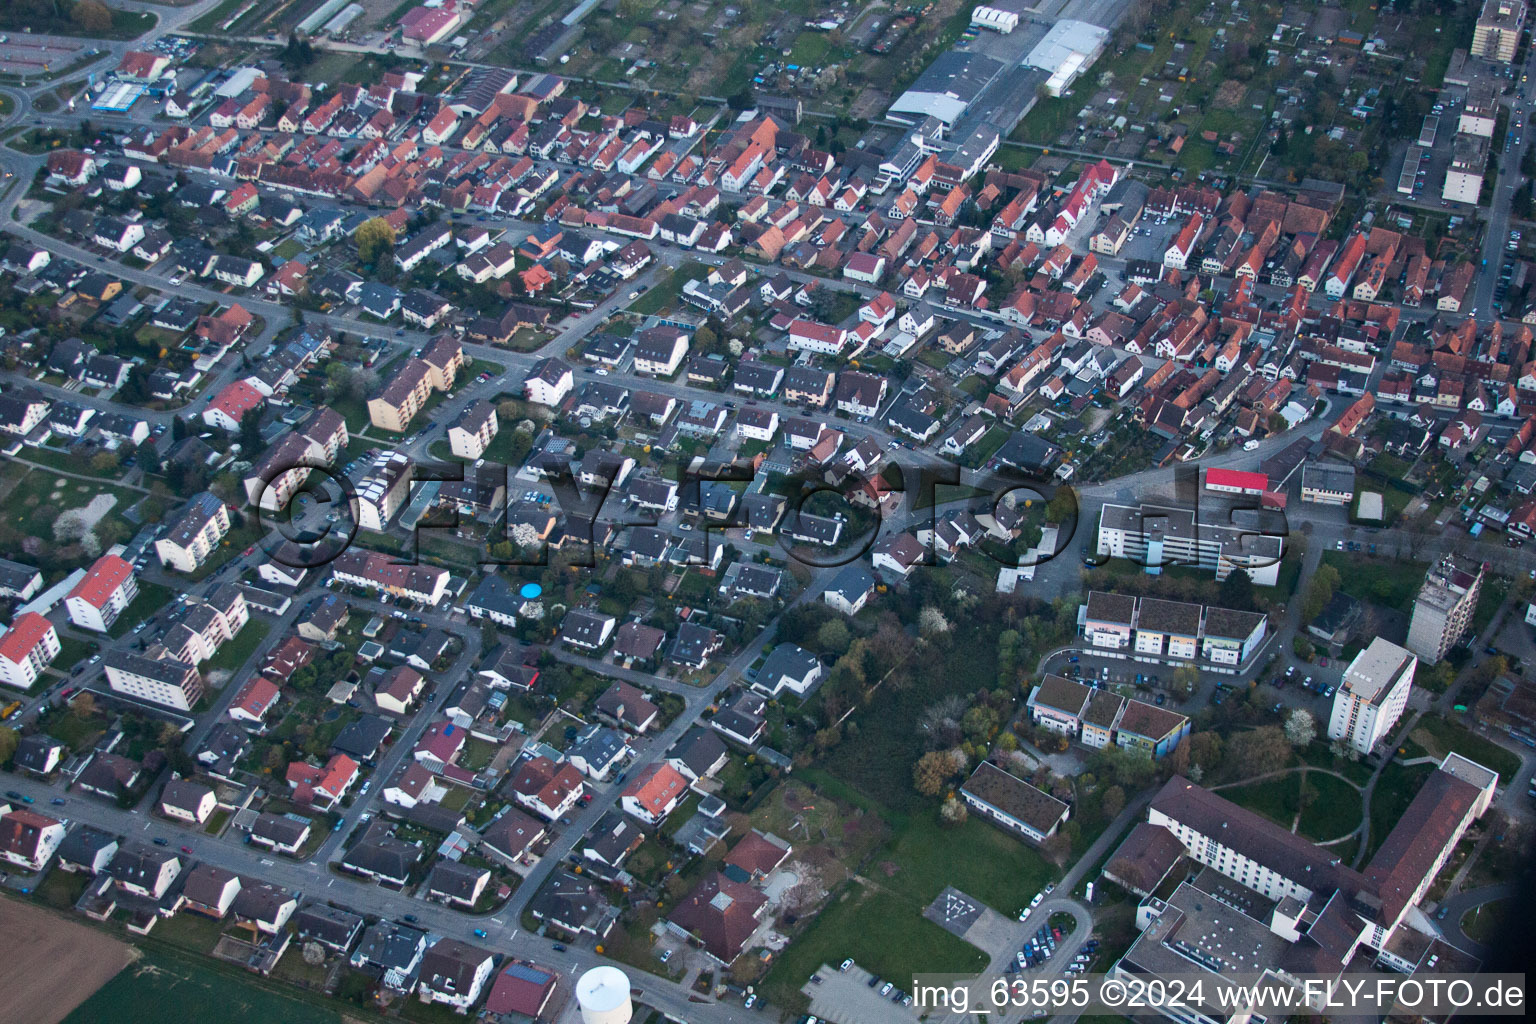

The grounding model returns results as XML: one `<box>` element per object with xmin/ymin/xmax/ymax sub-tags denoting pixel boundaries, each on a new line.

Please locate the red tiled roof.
<box><xmin>0</xmin><ymin>612</ymin><xmax>54</xmax><ymax>664</ymax></box>
<box><xmin>622</xmin><ymin>762</ymin><xmax>688</xmax><ymax>816</ymax></box>
<box><xmin>66</xmin><ymin>555</ymin><xmax>134</xmax><ymax>610</ymax></box>
<box><xmin>207</xmin><ymin>379</ymin><xmax>264</xmax><ymax>422</ymax></box>
<box><xmin>232</xmin><ymin>676</ymin><xmax>280</xmax><ymax>719</ymax></box>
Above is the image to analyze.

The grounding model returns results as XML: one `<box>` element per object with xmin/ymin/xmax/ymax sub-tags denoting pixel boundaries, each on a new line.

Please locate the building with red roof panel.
<box><xmin>201</xmin><ymin>378</ymin><xmax>265</xmax><ymax>432</ymax></box>
<box><xmin>507</xmin><ymin>755</ymin><xmax>585</xmax><ymax>821</ymax></box>
<box><xmin>0</xmin><ymin>612</ymin><xmax>60</xmax><ymax>690</ymax></box>
<box><xmin>228</xmin><ymin>675</ymin><xmax>281</xmax><ymax>726</ymax></box>
<box><xmin>286</xmin><ymin>753</ymin><xmax>358</xmax><ymax>808</ymax></box>
<box><xmin>0</xmin><ymin>808</ymin><xmax>66</xmax><ymax>871</ymax></box>
<box><xmin>619</xmin><ymin>762</ymin><xmax>690</xmax><ymax>825</ymax></box>
<box><xmin>484</xmin><ymin>960</ymin><xmax>558</xmax><ymax>1018</ymax></box>
<box><xmin>65</xmin><ymin>554</ymin><xmax>138</xmax><ymax>633</ymax></box>
<box><xmin>1203</xmin><ymin>468</ymin><xmax>1270</xmax><ymax>495</ymax></box>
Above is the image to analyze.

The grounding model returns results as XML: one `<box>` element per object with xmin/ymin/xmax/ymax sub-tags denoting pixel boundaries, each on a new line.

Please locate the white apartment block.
<box><xmin>103</xmin><ymin>650</ymin><xmax>204</xmax><ymax>711</ymax></box>
<box><xmin>1328</xmin><ymin>637</ymin><xmax>1416</xmax><ymax>755</ymax></box>
<box><xmin>1096</xmin><ymin>503</ymin><xmax>1284</xmax><ymax>586</ymax></box>
<box><xmin>155</xmin><ymin>492</ymin><xmax>230</xmax><ymax>573</ymax></box>
<box><xmin>355</xmin><ymin>450</ymin><xmax>414</xmax><ymax>533</ymax></box>
<box><xmin>1405</xmin><ymin>554</ymin><xmax>1483</xmax><ymax>664</ymax></box>
<box><xmin>65</xmin><ymin>555</ymin><xmax>139</xmax><ymax>633</ymax></box>
<box><xmin>0</xmin><ymin>613</ymin><xmax>60</xmax><ymax>691</ymax></box>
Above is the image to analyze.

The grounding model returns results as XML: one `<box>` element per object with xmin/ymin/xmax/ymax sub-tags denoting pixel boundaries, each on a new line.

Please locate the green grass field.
<box><xmin>108</xmin><ymin>582</ymin><xmax>175</xmax><ymax>638</ymax></box>
<box><xmin>1320</xmin><ymin>553</ymin><xmax>1428</xmax><ymax>609</ymax></box>
<box><xmin>1296</xmin><ymin>772</ymin><xmax>1363</xmax><ymax>842</ymax></box>
<box><xmin>203</xmin><ymin>618</ymin><xmax>272</xmax><ymax>676</ymax></box>
<box><xmin>760</xmin><ymin>880</ymin><xmax>987</xmax><ymax>1006</ymax></box>
<box><xmin>1221</xmin><ymin>775</ymin><xmax>1301</xmax><ymax>828</ymax></box>
<box><xmin>1411</xmin><ymin>715</ymin><xmax>1522</xmax><ymax>784</ymax></box>
<box><xmin>630</xmin><ymin>262</ymin><xmax>706</xmax><ymax>316</ymax></box>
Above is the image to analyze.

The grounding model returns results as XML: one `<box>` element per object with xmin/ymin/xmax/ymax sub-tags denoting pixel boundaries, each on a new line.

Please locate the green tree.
<box><xmin>238</xmin><ymin>406</ymin><xmax>264</xmax><ymax>454</ymax></box>
<box><xmin>913</xmin><ymin>751</ymin><xmax>951</xmax><ymax>796</ymax></box>
<box><xmin>810</xmin><ymin>621</ymin><xmax>847</xmax><ymax>660</ymax></box>
<box><xmin>961</xmin><ymin>705</ymin><xmax>999</xmax><ymax>741</ymax></box>
<box><xmin>1225</xmin><ymin>725</ymin><xmax>1291</xmax><ymax>779</ymax></box>
<box><xmin>0</xmin><ymin>726</ymin><xmax>17</xmax><ymax>766</ymax></box>
<box><xmin>1171</xmin><ymin>663</ymin><xmax>1200</xmax><ymax>698</ymax></box>
<box><xmin>355</xmin><ymin>216</ymin><xmax>397</xmax><ymax>266</ymax></box>
<box><xmin>1217</xmin><ymin>568</ymin><xmax>1255</xmax><ymax>611</ymax></box>
<box><xmin>1300</xmin><ymin>564</ymin><xmax>1341</xmax><ymax>623</ymax></box>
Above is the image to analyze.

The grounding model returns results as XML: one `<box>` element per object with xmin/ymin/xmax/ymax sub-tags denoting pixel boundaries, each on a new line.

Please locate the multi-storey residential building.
<box><xmin>1096</xmin><ymin>503</ymin><xmax>1285</xmax><ymax>586</ymax></box>
<box><xmin>242</xmin><ymin>408</ymin><xmax>349</xmax><ymax>511</ymax></box>
<box><xmin>523</xmin><ymin>358</ymin><xmax>573</xmax><ymax>407</ymax></box>
<box><xmin>0</xmin><ymin>612</ymin><xmax>60</xmax><ymax>691</ymax></box>
<box><xmin>154</xmin><ymin>492</ymin><xmax>230</xmax><ymax>573</ymax></box>
<box><xmin>1405</xmin><ymin>554</ymin><xmax>1483</xmax><ymax>664</ymax></box>
<box><xmin>447</xmin><ymin>399</ymin><xmax>498</xmax><ymax>460</ymax></box>
<box><xmin>1472</xmin><ymin>0</ymin><xmax>1525</xmax><ymax>61</ymax></box>
<box><xmin>355</xmin><ymin>450</ymin><xmax>414</xmax><ymax>533</ymax></box>
<box><xmin>331</xmin><ymin>549</ymin><xmax>451</xmax><ymax>606</ymax></box>
<box><xmin>65</xmin><ymin>554</ymin><xmax>139</xmax><ymax>632</ymax></box>
<box><xmin>1442</xmin><ymin>134</ymin><xmax>1489</xmax><ymax>204</ymax></box>
<box><xmin>103</xmin><ymin>650</ymin><xmax>204</xmax><ymax>710</ymax></box>
<box><xmin>1328</xmin><ymin>638</ymin><xmax>1417</xmax><ymax>754</ymax></box>
<box><xmin>1026</xmin><ymin>674</ymin><xmax>1191</xmax><ymax>758</ymax></box>
<box><xmin>368</xmin><ymin>358</ymin><xmax>434</xmax><ymax>432</ymax></box>
<box><xmin>0</xmin><ymin>808</ymin><xmax>66</xmax><ymax>871</ymax></box>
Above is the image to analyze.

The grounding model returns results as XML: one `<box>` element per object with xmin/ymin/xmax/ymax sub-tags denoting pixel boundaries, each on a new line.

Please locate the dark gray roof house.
<box><xmin>293</xmin><ymin>902</ymin><xmax>365</xmax><ymax>952</ymax></box>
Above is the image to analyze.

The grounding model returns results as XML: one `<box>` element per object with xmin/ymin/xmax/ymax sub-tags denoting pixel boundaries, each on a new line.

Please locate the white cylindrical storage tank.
<box><xmin>576</xmin><ymin>965</ymin><xmax>633</xmax><ymax>1024</ymax></box>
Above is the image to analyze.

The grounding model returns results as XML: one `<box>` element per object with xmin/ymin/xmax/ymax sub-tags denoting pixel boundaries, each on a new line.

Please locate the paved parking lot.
<box><xmin>802</xmin><ymin>964</ymin><xmax>923</xmax><ymax>1024</ymax></box>
<box><xmin>0</xmin><ymin>34</ymin><xmax>91</xmax><ymax>78</ymax></box>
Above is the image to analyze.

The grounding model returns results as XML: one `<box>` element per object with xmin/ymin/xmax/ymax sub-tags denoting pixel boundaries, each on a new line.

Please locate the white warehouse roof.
<box><xmin>972</xmin><ymin>5</ymin><xmax>1020</xmax><ymax>32</ymax></box>
<box><xmin>1025</xmin><ymin>19</ymin><xmax>1109</xmax><ymax>73</ymax></box>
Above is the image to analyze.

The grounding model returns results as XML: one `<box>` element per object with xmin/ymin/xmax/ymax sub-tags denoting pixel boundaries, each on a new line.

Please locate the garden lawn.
<box><xmin>1295</xmin><ymin>772</ymin><xmax>1363</xmax><ymax>842</ymax></box>
<box><xmin>1411</xmin><ymin>715</ymin><xmax>1521</xmax><ymax>784</ymax></box>
<box><xmin>1220</xmin><ymin>775</ymin><xmax>1301</xmax><ymax>828</ymax></box>
<box><xmin>630</xmin><ymin>262</ymin><xmax>705</xmax><ymax>315</ymax></box>
<box><xmin>760</xmin><ymin>880</ymin><xmax>986</xmax><ymax>1007</ymax></box>
<box><xmin>1320</xmin><ymin>553</ymin><xmax>1428</xmax><ymax>609</ymax></box>
<box><xmin>52</xmin><ymin>635</ymin><xmax>97</xmax><ymax>675</ymax></box>
<box><xmin>1460</xmin><ymin>899</ymin><xmax>1507</xmax><ymax>944</ymax></box>
<box><xmin>879</xmin><ymin>812</ymin><xmax>1054</xmax><ymax>913</ymax></box>
<box><xmin>203</xmin><ymin>619</ymin><xmax>272</xmax><ymax>675</ymax></box>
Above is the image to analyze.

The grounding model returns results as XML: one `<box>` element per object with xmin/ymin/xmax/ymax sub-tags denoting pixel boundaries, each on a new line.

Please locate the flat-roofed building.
<box><xmin>1082</xmin><ymin>590</ymin><xmax>1136</xmax><ymax>648</ymax></box>
<box><xmin>1405</xmin><ymin>554</ymin><xmax>1483</xmax><ymax>664</ymax></box>
<box><xmin>1200</xmin><ymin>606</ymin><xmax>1268</xmax><ymax>666</ymax></box>
<box><xmin>1097</xmin><ymin>503</ymin><xmax>1284</xmax><ymax>586</ymax></box>
<box><xmin>1328</xmin><ymin>637</ymin><xmax>1416</xmax><ymax>754</ymax></box>
<box><xmin>1027</xmin><ymin>673</ymin><xmax>1092</xmax><ymax>734</ymax></box>
<box><xmin>960</xmin><ymin>761</ymin><xmax>1071</xmax><ymax>843</ymax></box>
<box><xmin>1473</xmin><ymin>0</ymin><xmax>1526</xmax><ymax>62</ymax></box>
<box><xmin>1301</xmin><ymin>462</ymin><xmax>1356</xmax><ymax>506</ymax></box>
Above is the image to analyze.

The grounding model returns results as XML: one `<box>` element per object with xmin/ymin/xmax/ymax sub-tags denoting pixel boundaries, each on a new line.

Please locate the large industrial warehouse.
<box><xmin>1025</xmin><ymin>19</ymin><xmax>1109</xmax><ymax>96</ymax></box>
<box><xmin>886</xmin><ymin>50</ymin><xmax>1006</xmax><ymax>127</ymax></box>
